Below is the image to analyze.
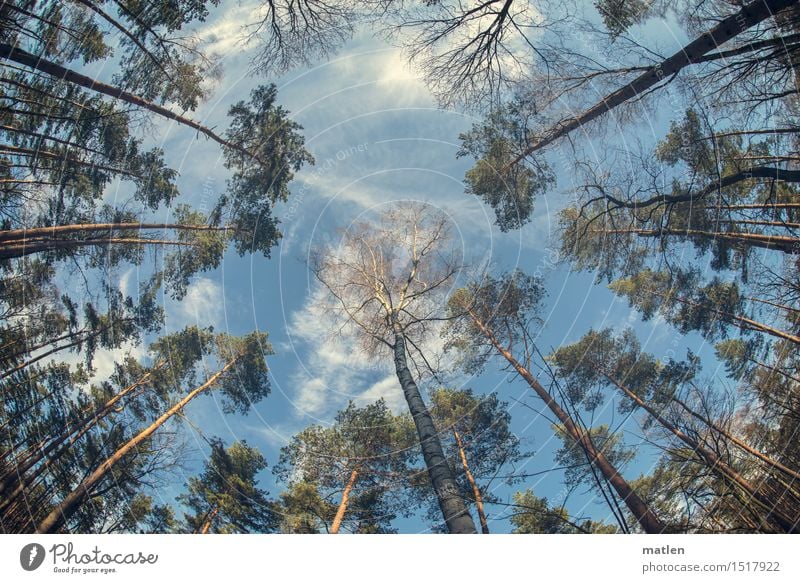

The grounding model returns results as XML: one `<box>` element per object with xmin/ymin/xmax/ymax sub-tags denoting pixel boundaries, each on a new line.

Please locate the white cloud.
<box><xmin>174</xmin><ymin>277</ymin><xmax>224</xmax><ymax>328</ymax></box>
<box><xmin>355</xmin><ymin>375</ymin><xmax>405</xmax><ymax>413</ymax></box>
<box><xmin>90</xmin><ymin>343</ymin><xmax>146</xmax><ymax>383</ymax></box>
<box><xmin>194</xmin><ymin>3</ymin><xmax>257</xmax><ymax>56</ymax></box>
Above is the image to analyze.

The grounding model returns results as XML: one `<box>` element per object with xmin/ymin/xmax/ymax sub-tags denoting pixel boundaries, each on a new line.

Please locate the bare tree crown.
<box><xmin>312</xmin><ymin>202</ymin><xmax>462</xmax><ymax>357</ymax></box>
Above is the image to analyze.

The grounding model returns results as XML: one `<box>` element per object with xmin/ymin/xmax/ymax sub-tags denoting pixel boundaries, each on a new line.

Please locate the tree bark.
<box><xmin>723</xmin><ymin>202</ymin><xmax>800</xmax><ymax>210</ymax></box>
<box><xmin>453</xmin><ymin>429</ymin><xmax>489</xmax><ymax>534</ymax></box>
<box><xmin>392</xmin><ymin>331</ymin><xmax>476</xmax><ymax>534</ymax></box>
<box><xmin>199</xmin><ymin>506</ymin><xmax>220</xmax><ymax>534</ymax></box>
<box><xmin>0</xmin><ymin>236</ymin><xmax>195</xmax><ymax>260</ymax></box>
<box><xmin>330</xmin><ymin>468</ymin><xmax>359</xmax><ymax>534</ymax></box>
<box><xmin>605</xmin><ymin>227</ymin><xmax>800</xmax><ymax>254</ymax></box>
<box><xmin>603</xmin><ymin>373</ymin><xmax>798</xmax><ymax>533</ymax></box>
<box><xmin>35</xmin><ymin>358</ymin><xmax>238</xmax><ymax>534</ymax></box>
<box><xmin>0</xmin><ymin>223</ymin><xmax>231</xmax><ymax>242</ymax></box>
<box><xmin>507</xmin><ymin>0</ymin><xmax>800</xmax><ymax>166</ymax></box>
<box><xmin>466</xmin><ymin>311</ymin><xmax>666</xmax><ymax>533</ymax></box>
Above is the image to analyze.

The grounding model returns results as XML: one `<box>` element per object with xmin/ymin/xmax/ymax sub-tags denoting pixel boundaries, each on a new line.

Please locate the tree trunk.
<box><xmin>744</xmin><ymin>296</ymin><xmax>800</xmax><ymax>314</ymax></box>
<box><xmin>606</xmin><ymin>227</ymin><xmax>800</xmax><ymax>254</ymax></box>
<box><xmin>392</xmin><ymin>331</ymin><xmax>476</xmax><ymax>534</ymax></box>
<box><xmin>0</xmin><ymin>329</ymin><xmax>76</xmax><ymax>367</ymax></box>
<box><xmin>718</xmin><ymin>219</ymin><xmax>800</xmax><ymax>229</ymax></box>
<box><xmin>0</xmin><ymin>223</ymin><xmax>231</xmax><ymax>242</ymax></box>
<box><xmin>0</xmin><ymin>330</ymin><xmax>96</xmax><ymax>381</ymax></box>
<box><xmin>665</xmin><ymin>292</ymin><xmax>800</xmax><ymax>346</ymax></box>
<box><xmin>0</xmin><ymin>236</ymin><xmax>195</xmax><ymax>260</ymax></box>
<box><xmin>0</xmin><ymin>144</ymin><xmax>143</xmax><ymax>179</ymax></box>
<box><xmin>199</xmin><ymin>506</ymin><xmax>220</xmax><ymax>534</ymax></box>
<box><xmin>330</xmin><ymin>468</ymin><xmax>359</xmax><ymax>534</ymax></box>
<box><xmin>750</xmin><ymin>358</ymin><xmax>800</xmax><ymax>385</ymax></box>
<box><xmin>35</xmin><ymin>358</ymin><xmax>238</xmax><ymax>534</ymax></box>
<box><xmin>629</xmin><ymin>286</ymin><xmax>800</xmax><ymax>347</ymax></box>
<box><xmin>0</xmin><ymin>43</ymin><xmax>252</xmax><ymax>160</ymax></box>
<box><xmin>467</xmin><ymin>311</ymin><xmax>666</xmax><ymax>533</ymax></box>
<box><xmin>507</xmin><ymin>0</ymin><xmax>800</xmax><ymax>166</ymax></box>
<box><xmin>724</xmin><ymin>202</ymin><xmax>800</xmax><ymax>210</ymax></box>
<box><xmin>603</xmin><ymin>373</ymin><xmax>798</xmax><ymax>533</ymax></box>
<box><xmin>453</xmin><ymin>429</ymin><xmax>489</xmax><ymax>534</ymax></box>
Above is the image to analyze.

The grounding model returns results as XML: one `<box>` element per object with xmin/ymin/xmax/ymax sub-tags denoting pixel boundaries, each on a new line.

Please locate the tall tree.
<box><xmin>550</xmin><ymin>327</ymin><xmax>800</xmax><ymax>532</ymax></box>
<box><xmin>427</xmin><ymin>387</ymin><xmax>523</xmax><ymax>533</ymax></box>
<box><xmin>180</xmin><ymin>439</ymin><xmax>277</xmax><ymax>534</ymax></box>
<box><xmin>34</xmin><ymin>329</ymin><xmax>272</xmax><ymax>533</ymax></box>
<box><xmin>274</xmin><ymin>399</ymin><xmax>412</xmax><ymax>534</ymax></box>
<box><xmin>445</xmin><ymin>270</ymin><xmax>667</xmax><ymax>533</ymax></box>
<box><xmin>312</xmin><ymin>202</ymin><xmax>477</xmax><ymax>534</ymax></box>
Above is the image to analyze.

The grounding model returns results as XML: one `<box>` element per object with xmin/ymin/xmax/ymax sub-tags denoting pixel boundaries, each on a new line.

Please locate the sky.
<box><xmin>73</xmin><ymin>0</ymin><xmax>740</xmax><ymax>533</ymax></box>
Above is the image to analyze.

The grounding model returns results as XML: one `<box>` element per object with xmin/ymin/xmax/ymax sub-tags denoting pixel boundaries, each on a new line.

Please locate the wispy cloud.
<box><xmin>168</xmin><ymin>277</ymin><xmax>224</xmax><ymax>329</ymax></box>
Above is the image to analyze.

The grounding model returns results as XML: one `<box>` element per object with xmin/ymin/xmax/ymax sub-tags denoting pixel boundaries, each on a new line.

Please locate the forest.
<box><xmin>0</xmin><ymin>0</ymin><xmax>798</xmax><ymax>534</ymax></box>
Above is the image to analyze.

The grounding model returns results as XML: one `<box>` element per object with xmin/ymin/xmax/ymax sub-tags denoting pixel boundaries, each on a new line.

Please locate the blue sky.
<box><xmin>73</xmin><ymin>0</ymin><xmax>742</xmax><ymax>532</ymax></box>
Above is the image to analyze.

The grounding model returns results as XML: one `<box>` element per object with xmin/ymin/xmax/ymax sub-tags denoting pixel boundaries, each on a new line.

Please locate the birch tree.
<box><xmin>312</xmin><ymin>202</ymin><xmax>477</xmax><ymax>533</ymax></box>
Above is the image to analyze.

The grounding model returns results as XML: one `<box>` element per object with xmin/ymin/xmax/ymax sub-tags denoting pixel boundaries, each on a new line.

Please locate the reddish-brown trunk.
<box><xmin>199</xmin><ymin>506</ymin><xmax>220</xmax><ymax>534</ymax></box>
<box><xmin>606</xmin><ymin>227</ymin><xmax>800</xmax><ymax>254</ymax></box>
<box><xmin>0</xmin><ymin>223</ymin><xmax>232</xmax><ymax>242</ymax></box>
<box><xmin>330</xmin><ymin>468</ymin><xmax>359</xmax><ymax>534</ymax></box>
<box><xmin>0</xmin><ymin>363</ymin><xmax>164</xmax><ymax>510</ymax></box>
<box><xmin>0</xmin><ymin>237</ymin><xmax>196</xmax><ymax>260</ymax></box>
<box><xmin>453</xmin><ymin>429</ymin><xmax>490</xmax><ymax>534</ymax></box>
<box><xmin>466</xmin><ymin>311</ymin><xmax>666</xmax><ymax>533</ymax></box>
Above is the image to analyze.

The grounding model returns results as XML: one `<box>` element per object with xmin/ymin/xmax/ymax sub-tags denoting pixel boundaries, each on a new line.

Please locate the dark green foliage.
<box><xmin>274</xmin><ymin>399</ymin><xmax>411</xmax><ymax>534</ymax></box>
<box><xmin>216</xmin><ymin>84</ymin><xmax>314</xmax><ymax>257</ymax></box>
<box><xmin>511</xmin><ymin>489</ymin><xmax>617</xmax><ymax>533</ymax></box>
<box><xmin>179</xmin><ymin>439</ymin><xmax>277</xmax><ymax>534</ymax></box>
<box><xmin>459</xmin><ymin>103</ymin><xmax>553</xmax><ymax>231</ymax></box>
<box><xmin>274</xmin><ymin>481</ymin><xmax>336</xmax><ymax>533</ymax></box>
<box><xmin>445</xmin><ymin>270</ymin><xmax>546</xmax><ymax>374</ymax></box>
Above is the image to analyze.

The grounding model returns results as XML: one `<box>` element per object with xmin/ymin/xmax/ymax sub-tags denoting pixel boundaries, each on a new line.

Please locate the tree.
<box><xmin>249</xmin><ymin>0</ymin><xmax>359</xmax><ymax>75</ymax></box>
<box><xmin>274</xmin><ymin>399</ymin><xmax>412</xmax><ymax>534</ymax></box>
<box><xmin>312</xmin><ymin>202</ymin><xmax>477</xmax><ymax>534</ymax></box>
<box><xmin>503</xmin><ymin>0</ymin><xmax>800</xmax><ymax>165</ymax></box>
<box><xmin>608</xmin><ymin>269</ymin><xmax>800</xmax><ymax>347</ymax></box>
<box><xmin>34</xmin><ymin>329</ymin><xmax>272</xmax><ymax>533</ymax></box>
<box><xmin>550</xmin><ymin>327</ymin><xmax>800</xmax><ymax>532</ymax></box>
<box><xmin>1</xmin><ymin>3</ymin><xmax>314</xmax><ymax>302</ymax></box>
<box><xmin>427</xmin><ymin>387</ymin><xmax>523</xmax><ymax>533</ymax></box>
<box><xmin>457</xmin><ymin>0</ymin><xmax>800</xmax><ymax>231</ymax></box>
<box><xmin>458</xmin><ymin>100</ymin><xmax>554</xmax><ymax>231</ymax></box>
<box><xmin>180</xmin><ymin>439</ymin><xmax>277</xmax><ymax>534</ymax></box>
<box><xmin>274</xmin><ymin>481</ymin><xmax>336</xmax><ymax>533</ymax></box>
<box><xmin>445</xmin><ymin>270</ymin><xmax>667</xmax><ymax>533</ymax></box>
<box><xmin>510</xmin><ymin>489</ymin><xmax>617</xmax><ymax>533</ymax></box>
<box><xmin>372</xmin><ymin>0</ymin><xmax>566</xmax><ymax>108</ymax></box>
<box><xmin>0</xmin><ymin>80</ymin><xmax>313</xmax><ymax>296</ymax></box>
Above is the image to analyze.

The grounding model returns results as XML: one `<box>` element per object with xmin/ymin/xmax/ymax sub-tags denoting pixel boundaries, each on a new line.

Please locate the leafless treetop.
<box><xmin>312</xmin><ymin>202</ymin><xmax>463</xmax><ymax>361</ymax></box>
